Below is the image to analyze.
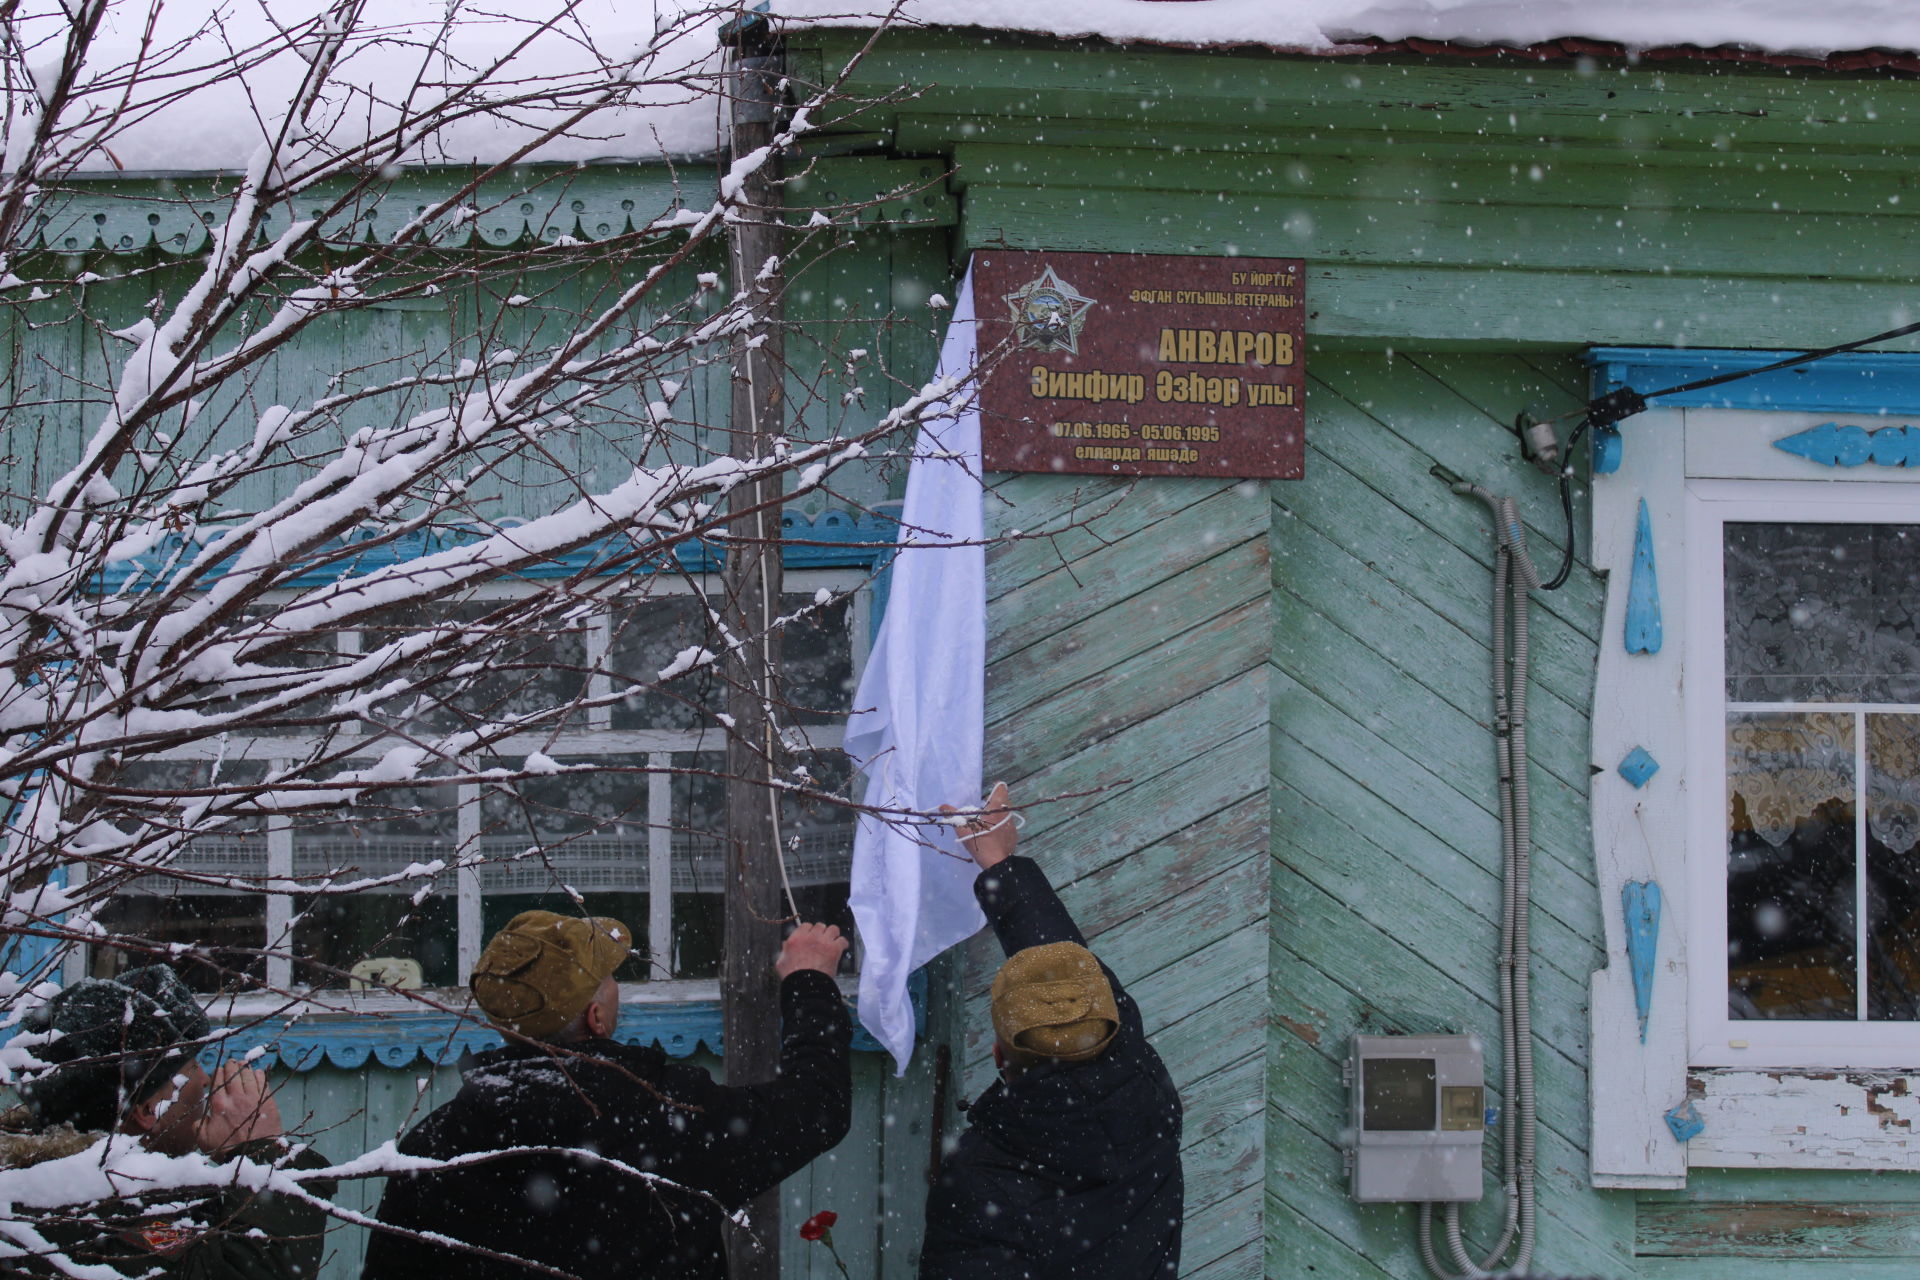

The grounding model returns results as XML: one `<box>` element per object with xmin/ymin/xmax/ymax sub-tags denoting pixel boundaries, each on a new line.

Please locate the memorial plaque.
<box><xmin>974</xmin><ymin>250</ymin><xmax>1304</xmax><ymax>479</ymax></box>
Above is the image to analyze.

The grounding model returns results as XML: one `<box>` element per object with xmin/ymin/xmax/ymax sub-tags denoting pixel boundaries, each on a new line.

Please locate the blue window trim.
<box><xmin>16</xmin><ymin>502</ymin><xmax>917</xmax><ymax>1068</ymax></box>
<box><xmin>94</xmin><ymin>506</ymin><xmax>902</xmax><ymax>593</ymax></box>
<box><xmin>198</xmin><ymin>972</ymin><xmax>920</xmax><ymax>1071</ymax></box>
<box><xmin>1587</xmin><ymin>346</ymin><xmax>1920</xmax><ymax>416</ymax></box>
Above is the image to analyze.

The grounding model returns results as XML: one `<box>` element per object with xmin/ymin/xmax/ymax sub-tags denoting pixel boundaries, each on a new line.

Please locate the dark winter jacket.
<box><xmin>361</xmin><ymin>970</ymin><xmax>852</xmax><ymax>1280</ymax></box>
<box><xmin>0</xmin><ymin>1119</ymin><xmax>334</xmax><ymax>1280</ymax></box>
<box><xmin>919</xmin><ymin>857</ymin><xmax>1184</xmax><ymax>1280</ymax></box>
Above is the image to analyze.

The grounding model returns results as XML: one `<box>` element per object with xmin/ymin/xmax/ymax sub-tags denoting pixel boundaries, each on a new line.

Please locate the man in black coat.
<box><xmin>920</xmin><ymin>784</ymin><xmax>1184</xmax><ymax>1280</ymax></box>
<box><xmin>9</xmin><ymin>965</ymin><xmax>334</xmax><ymax>1280</ymax></box>
<box><xmin>362</xmin><ymin>910</ymin><xmax>851</xmax><ymax>1280</ymax></box>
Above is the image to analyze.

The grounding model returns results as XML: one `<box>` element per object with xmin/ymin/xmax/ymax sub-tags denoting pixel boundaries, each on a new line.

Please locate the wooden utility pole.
<box><xmin>719</xmin><ymin>16</ymin><xmax>785</xmax><ymax>1280</ymax></box>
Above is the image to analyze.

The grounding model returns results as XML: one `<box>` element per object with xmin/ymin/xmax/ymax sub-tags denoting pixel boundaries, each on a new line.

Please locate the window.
<box><xmin>1587</xmin><ymin>347</ymin><xmax>1920</xmax><ymax>1182</ymax></box>
<box><xmin>85</xmin><ymin>571</ymin><xmax>868</xmax><ymax>1000</ymax></box>
<box><xmin>1686</xmin><ymin>489</ymin><xmax>1920</xmax><ymax>1066</ymax></box>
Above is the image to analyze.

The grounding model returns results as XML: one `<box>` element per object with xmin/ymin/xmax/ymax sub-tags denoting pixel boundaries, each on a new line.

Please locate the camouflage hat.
<box><xmin>471</xmin><ymin>911</ymin><xmax>630</xmax><ymax>1040</ymax></box>
<box><xmin>990</xmin><ymin>942</ymin><xmax>1120</xmax><ymax>1064</ymax></box>
<box><xmin>18</xmin><ymin>966</ymin><xmax>210</xmax><ymax>1130</ymax></box>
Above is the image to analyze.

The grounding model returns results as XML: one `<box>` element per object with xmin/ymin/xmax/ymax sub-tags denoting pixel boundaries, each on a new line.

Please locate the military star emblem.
<box><xmin>1003</xmin><ymin>267</ymin><xmax>1095</xmax><ymax>355</ymax></box>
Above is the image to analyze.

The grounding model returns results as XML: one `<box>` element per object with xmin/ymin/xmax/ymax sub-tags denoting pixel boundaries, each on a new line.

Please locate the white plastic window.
<box><xmin>1686</xmin><ymin>480</ymin><xmax>1920</xmax><ymax>1069</ymax></box>
<box><xmin>87</xmin><ymin>570</ymin><xmax>867</xmax><ymax>998</ymax></box>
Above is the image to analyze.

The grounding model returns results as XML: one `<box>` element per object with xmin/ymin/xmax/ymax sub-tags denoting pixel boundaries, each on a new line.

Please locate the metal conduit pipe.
<box><xmin>1416</xmin><ymin>482</ymin><xmax>1541</xmax><ymax>1280</ymax></box>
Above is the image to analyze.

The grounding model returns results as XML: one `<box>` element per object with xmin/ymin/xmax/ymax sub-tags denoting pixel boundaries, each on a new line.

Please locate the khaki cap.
<box><xmin>472</xmin><ymin>911</ymin><xmax>630</xmax><ymax>1040</ymax></box>
<box><xmin>990</xmin><ymin>941</ymin><xmax>1120</xmax><ymax>1064</ymax></box>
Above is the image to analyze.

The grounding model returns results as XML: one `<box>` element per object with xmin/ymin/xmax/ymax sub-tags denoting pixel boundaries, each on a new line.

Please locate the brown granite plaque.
<box><xmin>974</xmin><ymin>250</ymin><xmax>1304</xmax><ymax>479</ymax></box>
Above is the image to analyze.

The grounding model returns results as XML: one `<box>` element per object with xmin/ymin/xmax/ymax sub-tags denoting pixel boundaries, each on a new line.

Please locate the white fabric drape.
<box><xmin>844</xmin><ymin>268</ymin><xmax>986</xmax><ymax>1073</ymax></box>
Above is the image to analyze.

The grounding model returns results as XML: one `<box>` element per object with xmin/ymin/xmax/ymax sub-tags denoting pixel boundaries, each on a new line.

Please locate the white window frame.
<box><xmin>1683</xmin><ymin>478</ymin><xmax>1920</xmax><ymax>1070</ymax></box>
<box><xmin>1589</xmin><ymin>397</ymin><xmax>1920</xmax><ymax>1185</ymax></box>
<box><xmin>83</xmin><ymin>567</ymin><xmax>871</xmax><ymax>1015</ymax></box>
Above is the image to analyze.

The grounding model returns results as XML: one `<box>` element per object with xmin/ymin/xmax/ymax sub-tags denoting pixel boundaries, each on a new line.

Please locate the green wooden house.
<box><xmin>15</xmin><ymin>6</ymin><xmax>1920</xmax><ymax>1279</ymax></box>
<box><xmin>772</xmin><ymin>10</ymin><xmax>1920</xmax><ymax>1280</ymax></box>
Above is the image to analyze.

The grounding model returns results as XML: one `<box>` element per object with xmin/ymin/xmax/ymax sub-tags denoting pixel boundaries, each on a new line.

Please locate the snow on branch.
<box><xmin>0</xmin><ymin>3</ymin><xmax>971</xmax><ymax>1272</ymax></box>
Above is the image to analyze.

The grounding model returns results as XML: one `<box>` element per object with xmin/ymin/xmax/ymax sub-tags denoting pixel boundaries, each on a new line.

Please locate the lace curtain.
<box><xmin>1727</xmin><ymin>712</ymin><xmax>1920</xmax><ymax>855</ymax></box>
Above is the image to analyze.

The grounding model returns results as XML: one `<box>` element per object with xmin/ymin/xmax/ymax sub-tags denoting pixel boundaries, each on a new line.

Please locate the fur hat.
<box><xmin>471</xmin><ymin>912</ymin><xmax>630</xmax><ymax>1040</ymax></box>
<box><xmin>990</xmin><ymin>942</ymin><xmax>1120</xmax><ymax>1064</ymax></box>
<box><xmin>18</xmin><ymin>966</ymin><xmax>210</xmax><ymax>1130</ymax></box>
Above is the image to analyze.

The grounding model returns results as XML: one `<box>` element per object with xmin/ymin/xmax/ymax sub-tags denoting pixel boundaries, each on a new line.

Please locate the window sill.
<box><xmin>1685</xmin><ymin>1067</ymin><xmax>1920</xmax><ymax>1169</ymax></box>
<box><xmin>199</xmin><ymin>975</ymin><xmax>891</xmax><ymax>1071</ymax></box>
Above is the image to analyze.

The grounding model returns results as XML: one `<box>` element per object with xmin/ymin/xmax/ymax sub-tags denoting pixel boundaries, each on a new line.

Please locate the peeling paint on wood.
<box><xmin>1688</xmin><ymin>1069</ymin><xmax>1920</xmax><ymax>1168</ymax></box>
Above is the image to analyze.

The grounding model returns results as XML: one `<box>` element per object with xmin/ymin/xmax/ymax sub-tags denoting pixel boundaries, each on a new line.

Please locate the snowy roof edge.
<box><xmin>766</xmin><ymin>2</ymin><xmax>1920</xmax><ymax>69</ymax></box>
<box><xmin>781</xmin><ymin>22</ymin><xmax>1920</xmax><ymax>75</ymax></box>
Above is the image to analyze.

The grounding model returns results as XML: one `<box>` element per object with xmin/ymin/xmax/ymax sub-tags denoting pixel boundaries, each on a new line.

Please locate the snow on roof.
<box><xmin>769</xmin><ymin>0</ymin><xmax>1920</xmax><ymax>62</ymax></box>
<box><xmin>12</xmin><ymin>0</ymin><xmax>727</xmax><ymax>176</ymax></box>
<box><xmin>21</xmin><ymin>1</ymin><xmax>1920</xmax><ymax>179</ymax></box>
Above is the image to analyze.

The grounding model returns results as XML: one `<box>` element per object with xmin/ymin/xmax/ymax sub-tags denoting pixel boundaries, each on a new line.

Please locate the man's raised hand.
<box><xmin>940</xmin><ymin>781</ymin><xmax>1018</xmax><ymax>869</ymax></box>
<box><xmin>196</xmin><ymin>1061</ymin><xmax>284</xmax><ymax>1154</ymax></box>
<box><xmin>777</xmin><ymin>922</ymin><xmax>850</xmax><ymax>978</ymax></box>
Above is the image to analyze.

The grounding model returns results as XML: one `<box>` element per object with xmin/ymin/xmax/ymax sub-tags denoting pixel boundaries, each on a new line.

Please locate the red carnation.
<box><xmin>799</xmin><ymin>1210</ymin><xmax>838</xmax><ymax>1242</ymax></box>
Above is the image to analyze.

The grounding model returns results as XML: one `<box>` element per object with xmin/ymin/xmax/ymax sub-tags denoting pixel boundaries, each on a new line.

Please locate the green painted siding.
<box><xmin>971</xmin><ymin>474</ymin><xmax>1273</xmax><ymax>1279</ymax></box>
<box><xmin>1267</xmin><ymin>350</ymin><xmax>1622</xmax><ymax>1278</ymax></box>
<box><xmin>786</xmin><ymin>26</ymin><xmax>1920</xmax><ymax>1277</ymax></box>
<box><xmin>797</xmin><ymin>31</ymin><xmax>1920</xmax><ymax>356</ymax></box>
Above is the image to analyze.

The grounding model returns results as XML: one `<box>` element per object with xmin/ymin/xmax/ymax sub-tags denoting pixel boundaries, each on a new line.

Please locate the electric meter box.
<box><xmin>1346</xmin><ymin>1034</ymin><xmax>1487</xmax><ymax>1203</ymax></box>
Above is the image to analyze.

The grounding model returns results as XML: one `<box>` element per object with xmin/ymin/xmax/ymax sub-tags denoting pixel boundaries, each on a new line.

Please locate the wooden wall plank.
<box><xmin>782</xmin><ymin>1052</ymin><xmax>886</xmax><ymax>1280</ymax></box>
<box><xmin>1071</xmin><ymin>850</ymin><xmax>1266</xmax><ymax>980</ymax></box>
<box><xmin>1273</xmin><ymin>580</ymin><xmax>1593</xmax><ymax>806</ymax></box>
<box><xmin>1013</xmin><ymin>706</ymin><xmax>1267</xmax><ymax>881</ymax></box>
<box><xmin>948</xmin><ymin>142</ymin><xmax>1920</xmax><ymax>221</ymax></box>
<box><xmin>986</xmin><ymin>477</ymin><xmax>1237</xmax><ymax>604</ymax></box>
<box><xmin>875</xmin><ymin>1039</ymin><xmax>941</xmax><ymax>1280</ymax></box>
<box><xmin>293</xmin><ymin>1067</ymin><xmax>376</xmax><ymax>1279</ymax></box>
<box><xmin>1647</xmin><ymin>1167</ymin><xmax>1920</xmax><ymax>1205</ymax></box>
<box><xmin>1308</xmin><ymin>352</ymin><xmax>1594</xmax><ymax>600</ymax></box>
<box><xmin>1638</xmin><ymin>1262</ymin><xmax>1920</xmax><ymax>1280</ymax></box>
<box><xmin>1187</xmin><ymin>1237</ymin><xmax>1262</xmax><ymax>1280</ymax></box>
<box><xmin>1183</xmin><ymin>1183</ymin><xmax>1263</xmax><ymax>1275</ymax></box>
<box><xmin>1181</xmin><ymin>1052</ymin><xmax>1266</xmax><ymax>1163</ymax></box>
<box><xmin>991</xmin><ymin>595</ymin><xmax>1268</xmax><ymax>778</ymax></box>
<box><xmin>1147</xmin><ymin>982</ymin><xmax>1270</xmax><ymax>1099</ymax></box>
<box><xmin>1264</xmin><ymin>1117</ymin><xmax>1422</xmax><ymax>1280</ymax></box>
<box><xmin>976</xmin><ymin>474</ymin><xmax>1162</xmax><ymax>554</ymax></box>
<box><xmin>1282</xmin><ymin>767</ymin><xmax>1597</xmax><ymax>1043</ymax></box>
<box><xmin>1268</xmin><ymin>854</ymin><xmax>1589</xmax><ymax>1139</ymax></box>
<box><xmin>986</xmin><ymin>535</ymin><xmax>1268</xmax><ymax>728</ymax></box>
<box><xmin>989</xmin><ymin>482</ymin><xmax>1269</xmax><ymax>657</ymax></box>
<box><xmin>1269</xmin><ymin>670</ymin><xmax>1601</xmax><ymax>947</ymax></box>
<box><xmin>959</xmin><ymin>184</ymin><xmax>1920</xmax><ymax>283</ymax></box>
<box><xmin>1294</xmin><ymin>361</ymin><xmax>1603</xmax><ymax>640</ymax></box>
<box><xmin>827</xmin><ymin>37</ymin><xmax>1920</xmax><ymax>153</ymax></box>
<box><xmin>1273</xmin><ymin>704</ymin><xmax>1603</xmax><ymax>991</ymax></box>
<box><xmin>970</xmin><ymin>461</ymin><xmax>1277</xmax><ymax>1274</ymax></box>
<box><xmin>1272</xmin><ymin>628</ymin><xmax>1598</xmax><ymax>906</ymax></box>
<box><xmin>1270</xmin><ymin>520</ymin><xmax>1597</xmax><ymax>811</ymax></box>
<box><xmin>1638</xmin><ymin>1201</ymin><xmax>1920</xmax><ymax>1259</ymax></box>
<box><xmin>1266</xmin><ymin>350</ymin><xmax>1643</xmax><ymax>1279</ymax></box>
<box><xmin>1275</xmin><ymin>440</ymin><xmax>1598</xmax><ymax>700</ymax></box>
<box><xmin>1263</xmin><ymin>1189</ymin><xmax>1401</xmax><ymax>1280</ymax></box>
<box><xmin>1267</xmin><ymin>1032</ymin><xmax>1633</xmax><ymax>1276</ymax></box>
<box><xmin>1064</xmin><ymin>795</ymin><xmax>1268</xmax><ymax>938</ymax></box>
<box><xmin>1187</xmin><ymin>1109</ymin><xmax>1264</xmax><ymax>1215</ymax></box>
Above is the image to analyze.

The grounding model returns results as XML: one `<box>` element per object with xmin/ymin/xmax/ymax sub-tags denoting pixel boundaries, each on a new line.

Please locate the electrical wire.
<box><xmin>1635</xmin><ymin>316</ymin><xmax>1920</xmax><ymax>405</ymax></box>
<box><xmin>1420</xmin><ymin>483</ymin><xmax>1541</xmax><ymax>1280</ymax></box>
<box><xmin>1530</xmin><ymin>315</ymin><xmax>1920</xmax><ymax>592</ymax></box>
